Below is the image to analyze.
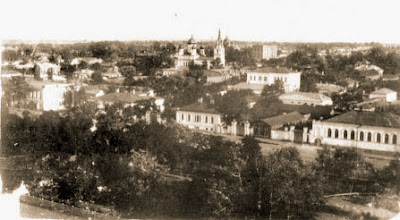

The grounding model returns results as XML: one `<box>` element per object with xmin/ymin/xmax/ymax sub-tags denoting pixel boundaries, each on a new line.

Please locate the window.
<box><xmin>181</xmin><ymin>114</ymin><xmax>184</xmax><ymax>121</ymax></box>
<box><xmin>195</xmin><ymin>115</ymin><xmax>201</xmax><ymax>122</ymax></box>
<box><xmin>344</xmin><ymin>130</ymin><xmax>348</xmax><ymax>139</ymax></box>
<box><xmin>250</xmin><ymin>76</ymin><xmax>253</xmax><ymax>81</ymax></box>
<box><xmin>327</xmin><ymin>128</ymin><xmax>332</xmax><ymax>137</ymax></box>
<box><xmin>367</xmin><ymin>132</ymin><xmax>372</xmax><ymax>142</ymax></box>
<box><xmin>351</xmin><ymin>131</ymin><xmax>355</xmax><ymax>140</ymax></box>
<box><xmin>205</xmin><ymin>116</ymin><xmax>208</xmax><ymax>123</ymax></box>
<box><xmin>211</xmin><ymin>117</ymin><xmax>214</xmax><ymax>124</ymax></box>
<box><xmin>377</xmin><ymin>133</ymin><xmax>381</xmax><ymax>143</ymax></box>
<box><xmin>360</xmin><ymin>132</ymin><xmax>364</xmax><ymax>141</ymax></box>
<box><xmin>188</xmin><ymin>114</ymin><xmax>191</xmax><ymax>122</ymax></box>
<box><xmin>385</xmin><ymin>134</ymin><xmax>389</xmax><ymax>144</ymax></box>
<box><xmin>393</xmin><ymin>135</ymin><xmax>398</xmax><ymax>144</ymax></box>
<box><xmin>335</xmin><ymin>129</ymin><xmax>339</xmax><ymax>138</ymax></box>
<box><xmin>264</xmin><ymin>76</ymin><xmax>267</xmax><ymax>81</ymax></box>
<box><xmin>259</xmin><ymin>76</ymin><xmax>262</xmax><ymax>81</ymax></box>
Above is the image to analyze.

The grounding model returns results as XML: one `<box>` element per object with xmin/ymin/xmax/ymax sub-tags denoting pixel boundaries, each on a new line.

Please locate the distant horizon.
<box><xmin>2</xmin><ymin>0</ymin><xmax>400</xmax><ymax>44</ymax></box>
<box><xmin>2</xmin><ymin>38</ymin><xmax>396</xmax><ymax>46</ymax></box>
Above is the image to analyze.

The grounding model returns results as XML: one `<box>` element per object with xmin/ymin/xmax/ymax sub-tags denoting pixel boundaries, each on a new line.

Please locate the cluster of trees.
<box><xmin>2</xmin><ymin>105</ymin><xmax>399</xmax><ymax>218</ymax></box>
<box><xmin>225</xmin><ymin>46</ymin><xmax>257</xmax><ymax>68</ymax></box>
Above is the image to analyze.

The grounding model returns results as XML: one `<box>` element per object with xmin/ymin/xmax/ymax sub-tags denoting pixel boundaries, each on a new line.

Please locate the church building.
<box><xmin>174</xmin><ymin>30</ymin><xmax>225</xmax><ymax>69</ymax></box>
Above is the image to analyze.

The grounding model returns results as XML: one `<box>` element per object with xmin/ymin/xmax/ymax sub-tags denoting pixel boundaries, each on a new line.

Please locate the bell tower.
<box><xmin>213</xmin><ymin>29</ymin><xmax>225</xmax><ymax>67</ymax></box>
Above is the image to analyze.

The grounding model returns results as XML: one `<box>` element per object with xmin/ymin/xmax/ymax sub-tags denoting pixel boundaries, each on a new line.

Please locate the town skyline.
<box><xmin>2</xmin><ymin>0</ymin><xmax>400</xmax><ymax>44</ymax></box>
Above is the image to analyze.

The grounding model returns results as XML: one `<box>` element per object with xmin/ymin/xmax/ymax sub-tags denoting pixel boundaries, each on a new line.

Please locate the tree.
<box><xmin>3</xmin><ymin>76</ymin><xmax>34</xmax><ymax>108</ymax></box>
<box><xmin>78</xmin><ymin>60</ymin><xmax>88</xmax><ymax>69</ymax></box>
<box><xmin>315</xmin><ymin>147</ymin><xmax>374</xmax><ymax>194</ymax></box>
<box><xmin>260</xmin><ymin>147</ymin><xmax>324</xmax><ymax>219</ymax></box>
<box><xmin>91</xmin><ymin>71</ymin><xmax>103</xmax><ymax>84</ymax></box>
<box><xmin>211</xmin><ymin>58</ymin><xmax>222</xmax><ymax>69</ymax></box>
<box><xmin>119</xmin><ymin>65</ymin><xmax>136</xmax><ymax>77</ymax></box>
<box><xmin>214</xmin><ymin>90</ymin><xmax>252</xmax><ymax>125</ymax></box>
<box><xmin>261</xmin><ymin>80</ymin><xmax>284</xmax><ymax>98</ymax></box>
<box><xmin>63</xmin><ymin>87</ymin><xmax>87</xmax><ymax>108</ymax></box>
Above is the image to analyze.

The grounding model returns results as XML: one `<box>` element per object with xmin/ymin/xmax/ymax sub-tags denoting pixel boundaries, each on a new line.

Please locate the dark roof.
<box><xmin>325</xmin><ymin>111</ymin><xmax>400</xmax><ymax>128</ymax></box>
<box><xmin>261</xmin><ymin>112</ymin><xmax>304</xmax><ymax>128</ymax></box>
<box><xmin>97</xmin><ymin>92</ymin><xmax>152</xmax><ymax>103</ymax></box>
<box><xmin>178</xmin><ymin>102</ymin><xmax>219</xmax><ymax>114</ymax></box>
<box><xmin>204</xmin><ymin>70</ymin><xmax>222</xmax><ymax>77</ymax></box>
<box><xmin>251</xmin><ymin>66</ymin><xmax>297</xmax><ymax>74</ymax></box>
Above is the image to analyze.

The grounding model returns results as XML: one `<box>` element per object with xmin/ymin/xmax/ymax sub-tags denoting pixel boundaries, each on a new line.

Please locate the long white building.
<box><xmin>246</xmin><ymin>67</ymin><xmax>301</xmax><ymax>93</ymax></box>
<box><xmin>310</xmin><ymin>111</ymin><xmax>400</xmax><ymax>152</ymax></box>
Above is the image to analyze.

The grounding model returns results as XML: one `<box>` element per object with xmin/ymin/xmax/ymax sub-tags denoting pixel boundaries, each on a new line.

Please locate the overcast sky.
<box><xmin>1</xmin><ymin>0</ymin><xmax>400</xmax><ymax>43</ymax></box>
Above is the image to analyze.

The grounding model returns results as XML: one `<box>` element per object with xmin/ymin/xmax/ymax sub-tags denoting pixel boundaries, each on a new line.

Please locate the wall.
<box><xmin>246</xmin><ymin>72</ymin><xmax>301</xmax><ymax>93</ymax></box>
<box><xmin>176</xmin><ymin>111</ymin><xmax>222</xmax><ymax>132</ymax></box>
<box><xmin>42</xmin><ymin>84</ymin><xmax>69</xmax><ymax>111</ymax></box>
<box><xmin>311</xmin><ymin>120</ymin><xmax>400</xmax><ymax>152</ymax></box>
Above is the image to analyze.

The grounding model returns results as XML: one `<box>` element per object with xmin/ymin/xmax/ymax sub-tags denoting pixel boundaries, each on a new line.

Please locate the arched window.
<box><xmin>264</xmin><ymin>76</ymin><xmax>267</xmax><ymax>81</ymax></box>
<box><xmin>211</xmin><ymin>117</ymin><xmax>214</xmax><ymax>124</ymax></box>
<box><xmin>360</xmin><ymin>132</ymin><xmax>364</xmax><ymax>141</ymax></box>
<box><xmin>259</xmin><ymin>76</ymin><xmax>262</xmax><ymax>81</ymax></box>
<box><xmin>367</xmin><ymin>132</ymin><xmax>372</xmax><ymax>142</ymax></box>
<box><xmin>393</xmin><ymin>135</ymin><xmax>398</xmax><ymax>144</ymax></box>
<box><xmin>188</xmin><ymin>114</ymin><xmax>191</xmax><ymax>122</ymax></box>
<box><xmin>385</xmin><ymin>134</ymin><xmax>389</xmax><ymax>144</ymax></box>
<box><xmin>335</xmin><ymin>129</ymin><xmax>339</xmax><ymax>138</ymax></box>
<box><xmin>377</xmin><ymin>133</ymin><xmax>381</xmax><ymax>143</ymax></box>
<box><xmin>327</xmin><ymin>128</ymin><xmax>332</xmax><ymax>137</ymax></box>
<box><xmin>205</xmin><ymin>116</ymin><xmax>208</xmax><ymax>123</ymax></box>
<box><xmin>344</xmin><ymin>130</ymin><xmax>348</xmax><ymax>139</ymax></box>
<box><xmin>351</xmin><ymin>131</ymin><xmax>355</xmax><ymax>140</ymax></box>
<box><xmin>181</xmin><ymin>114</ymin><xmax>184</xmax><ymax>121</ymax></box>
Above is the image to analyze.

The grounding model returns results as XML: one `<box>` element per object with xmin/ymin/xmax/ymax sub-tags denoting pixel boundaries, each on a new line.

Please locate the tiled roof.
<box><xmin>371</xmin><ymin>88</ymin><xmax>396</xmax><ymax>95</ymax></box>
<box><xmin>261</xmin><ymin>112</ymin><xmax>304</xmax><ymax>128</ymax></box>
<box><xmin>177</xmin><ymin>102</ymin><xmax>219</xmax><ymax>114</ymax></box>
<box><xmin>250</xmin><ymin>67</ymin><xmax>298</xmax><ymax>74</ymax></box>
<box><xmin>97</xmin><ymin>92</ymin><xmax>153</xmax><ymax>103</ymax></box>
<box><xmin>325</xmin><ymin>111</ymin><xmax>400</xmax><ymax>128</ymax></box>
<box><xmin>279</xmin><ymin>92</ymin><xmax>331</xmax><ymax>102</ymax></box>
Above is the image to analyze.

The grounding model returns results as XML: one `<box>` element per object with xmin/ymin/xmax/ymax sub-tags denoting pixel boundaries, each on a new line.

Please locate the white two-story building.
<box><xmin>246</xmin><ymin>67</ymin><xmax>301</xmax><ymax>93</ymax></box>
<box><xmin>176</xmin><ymin>102</ymin><xmax>223</xmax><ymax>132</ymax></box>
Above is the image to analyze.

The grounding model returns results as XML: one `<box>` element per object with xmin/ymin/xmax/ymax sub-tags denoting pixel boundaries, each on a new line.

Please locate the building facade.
<box><xmin>369</xmin><ymin>88</ymin><xmax>397</xmax><ymax>102</ymax></box>
<box><xmin>246</xmin><ymin>67</ymin><xmax>301</xmax><ymax>93</ymax></box>
<box><xmin>252</xmin><ymin>45</ymin><xmax>278</xmax><ymax>60</ymax></box>
<box><xmin>26</xmin><ymin>82</ymin><xmax>70</xmax><ymax>111</ymax></box>
<box><xmin>310</xmin><ymin>111</ymin><xmax>400</xmax><ymax>152</ymax></box>
<box><xmin>279</xmin><ymin>92</ymin><xmax>333</xmax><ymax>106</ymax></box>
<box><xmin>176</xmin><ymin>103</ymin><xmax>223</xmax><ymax>132</ymax></box>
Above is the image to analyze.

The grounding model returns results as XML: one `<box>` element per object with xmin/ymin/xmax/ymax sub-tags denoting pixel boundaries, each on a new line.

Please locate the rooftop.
<box><xmin>250</xmin><ymin>66</ymin><xmax>298</xmax><ymax>74</ymax></box>
<box><xmin>325</xmin><ymin>111</ymin><xmax>400</xmax><ymax>128</ymax></box>
<box><xmin>371</xmin><ymin>88</ymin><xmax>396</xmax><ymax>95</ymax></box>
<box><xmin>97</xmin><ymin>92</ymin><xmax>161</xmax><ymax>103</ymax></box>
<box><xmin>261</xmin><ymin>112</ymin><xmax>304</xmax><ymax>128</ymax></box>
<box><xmin>279</xmin><ymin>92</ymin><xmax>332</xmax><ymax>101</ymax></box>
<box><xmin>177</xmin><ymin>102</ymin><xmax>219</xmax><ymax>114</ymax></box>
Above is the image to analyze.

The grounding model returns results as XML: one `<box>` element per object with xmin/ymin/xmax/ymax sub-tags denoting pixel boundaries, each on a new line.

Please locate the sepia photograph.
<box><xmin>1</xmin><ymin>0</ymin><xmax>400</xmax><ymax>219</ymax></box>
